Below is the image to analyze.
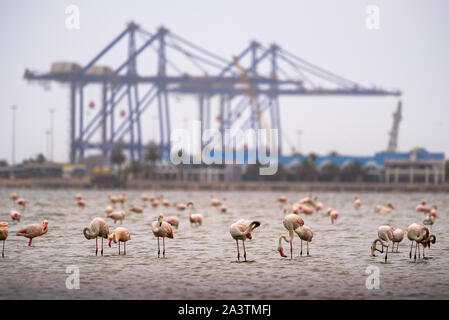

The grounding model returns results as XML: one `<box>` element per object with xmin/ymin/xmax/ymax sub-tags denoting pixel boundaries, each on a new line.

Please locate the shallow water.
<box><xmin>0</xmin><ymin>189</ymin><xmax>448</xmax><ymax>300</ymax></box>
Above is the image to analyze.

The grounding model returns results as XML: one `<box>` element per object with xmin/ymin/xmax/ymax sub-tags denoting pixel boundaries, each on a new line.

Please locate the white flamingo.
<box><xmin>391</xmin><ymin>228</ymin><xmax>404</xmax><ymax>252</ymax></box>
<box><xmin>294</xmin><ymin>224</ymin><xmax>313</xmax><ymax>256</ymax></box>
<box><xmin>229</xmin><ymin>220</ymin><xmax>260</xmax><ymax>261</ymax></box>
<box><xmin>83</xmin><ymin>217</ymin><xmax>110</xmax><ymax>256</ymax></box>
<box><xmin>277</xmin><ymin>214</ymin><xmax>304</xmax><ymax>259</ymax></box>
<box><xmin>108</xmin><ymin>227</ymin><xmax>131</xmax><ymax>255</ymax></box>
<box><xmin>406</xmin><ymin>223</ymin><xmax>435</xmax><ymax>261</ymax></box>
<box><xmin>151</xmin><ymin>213</ymin><xmax>174</xmax><ymax>258</ymax></box>
<box><xmin>370</xmin><ymin>225</ymin><xmax>393</xmax><ymax>263</ymax></box>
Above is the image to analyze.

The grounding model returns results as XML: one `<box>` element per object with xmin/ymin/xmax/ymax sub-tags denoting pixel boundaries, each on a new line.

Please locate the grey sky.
<box><xmin>0</xmin><ymin>0</ymin><xmax>448</xmax><ymax>163</ymax></box>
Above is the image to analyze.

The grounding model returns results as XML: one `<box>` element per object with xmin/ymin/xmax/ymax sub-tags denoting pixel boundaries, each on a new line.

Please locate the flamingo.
<box><xmin>370</xmin><ymin>225</ymin><xmax>393</xmax><ymax>263</ymax></box>
<box><xmin>118</xmin><ymin>193</ymin><xmax>127</xmax><ymax>208</ymax></box>
<box><xmin>210</xmin><ymin>194</ymin><xmax>221</xmax><ymax>207</ymax></box>
<box><xmin>10</xmin><ymin>192</ymin><xmax>19</xmax><ymax>206</ymax></box>
<box><xmin>423</xmin><ymin>214</ymin><xmax>435</xmax><ymax>232</ymax></box>
<box><xmin>220</xmin><ymin>203</ymin><xmax>228</xmax><ymax>213</ymax></box>
<box><xmin>299</xmin><ymin>204</ymin><xmax>314</xmax><ymax>215</ymax></box>
<box><xmin>16</xmin><ymin>220</ymin><xmax>48</xmax><ymax>247</ymax></box>
<box><xmin>229</xmin><ymin>219</ymin><xmax>261</xmax><ymax>261</ymax></box>
<box><xmin>314</xmin><ymin>197</ymin><xmax>324</xmax><ymax>213</ymax></box>
<box><xmin>187</xmin><ymin>201</ymin><xmax>203</xmax><ymax>226</ymax></box>
<box><xmin>16</xmin><ymin>198</ymin><xmax>26</xmax><ymax>211</ymax></box>
<box><xmin>277</xmin><ymin>195</ymin><xmax>287</xmax><ymax>209</ymax></box>
<box><xmin>105</xmin><ymin>206</ymin><xmax>114</xmax><ymax>214</ymax></box>
<box><xmin>130</xmin><ymin>205</ymin><xmax>143</xmax><ymax>213</ymax></box>
<box><xmin>151</xmin><ymin>199</ymin><xmax>160</xmax><ymax>208</ymax></box>
<box><xmin>374</xmin><ymin>203</ymin><xmax>393</xmax><ymax>213</ymax></box>
<box><xmin>108</xmin><ymin>194</ymin><xmax>118</xmax><ymax>208</ymax></box>
<box><xmin>392</xmin><ymin>228</ymin><xmax>404</xmax><ymax>252</ymax></box>
<box><xmin>141</xmin><ymin>194</ymin><xmax>149</xmax><ymax>206</ymax></box>
<box><xmin>83</xmin><ymin>217</ymin><xmax>110</xmax><ymax>256</ymax></box>
<box><xmin>407</xmin><ymin>223</ymin><xmax>435</xmax><ymax>261</ymax></box>
<box><xmin>107</xmin><ymin>211</ymin><xmax>126</xmax><ymax>224</ymax></box>
<box><xmin>108</xmin><ymin>227</ymin><xmax>131</xmax><ymax>255</ymax></box>
<box><xmin>75</xmin><ymin>193</ymin><xmax>83</xmax><ymax>201</ymax></box>
<box><xmin>415</xmin><ymin>204</ymin><xmax>432</xmax><ymax>214</ymax></box>
<box><xmin>277</xmin><ymin>214</ymin><xmax>304</xmax><ymax>259</ymax></box>
<box><xmin>10</xmin><ymin>210</ymin><xmax>21</xmax><ymax>222</ymax></box>
<box><xmin>152</xmin><ymin>213</ymin><xmax>174</xmax><ymax>258</ymax></box>
<box><xmin>162</xmin><ymin>199</ymin><xmax>170</xmax><ymax>207</ymax></box>
<box><xmin>328</xmin><ymin>208</ymin><xmax>339</xmax><ymax>224</ymax></box>
<box><xmin>166</xmin><ymin>216</ymin><xmax>179</xmax><ymax>229</ymax></box>
<box><xmin>354</xmin><ymin>195</ymin><xmax>361</xmax><ymax>209</ymax></box>
<box><xmin>430</xmin><ymin>206</ymin><xmax>437</xmax><ymax>217</ymax></box>
<box><xmin>294</xmin><ymin>224</ymin><xmax>313</xmax><ymax>256</ymax></box>
<box><xmin>176</xmin><ymin>203</ymin><xmax>186</xmax><ymax>211</ymax></box>
<box><xmin>77</xmin><ymin>199</ymin><xmax>86</xmax><ymax>210</ymax></box>
<box><xmin>148</xmin><ymin>194</ymin><xmax>155</xmax><ymax>202</ymax></box>
<box><xmin>0</xmin><ymin>222</ymin><xmax>8</xmax><ymax>257</ymax></box>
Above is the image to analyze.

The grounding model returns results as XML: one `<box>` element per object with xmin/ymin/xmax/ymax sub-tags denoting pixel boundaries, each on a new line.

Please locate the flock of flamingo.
<box><xmin>0</xmin><ymin>192</ymin><xmax>439</xmax><ymax>263</ymax></box>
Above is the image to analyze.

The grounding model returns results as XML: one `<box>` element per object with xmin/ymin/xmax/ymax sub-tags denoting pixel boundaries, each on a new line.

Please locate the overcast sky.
<box><xmin>0</xmin><ymin>0</ymin><xmax>448</xmax><ymax>164</ymax></box>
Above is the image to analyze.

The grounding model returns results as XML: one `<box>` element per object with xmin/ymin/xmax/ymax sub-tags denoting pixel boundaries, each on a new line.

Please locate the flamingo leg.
<box><xmin>290</xmin><ymin>241</ymin><xmax>293</xmax><ymax>260</ymax></box>
<box><xmin>96</xmin><ymin>237</ymin><xmax>98</xmax><ymax>256</ymax></box>
<box><xmin>118</xmin><ymin>241</ymin><xmax>120</xmax><ymax>255</ymax></box>
<box><xmin>236</xmin><ymin>240</ymin><xmax>240</xmax><ymax>261</ymax></box>
<box><xmin>163</xmin><ymin>237</ymin><xmax>165</xmax><ymax>257</ymax></box>
<box><xmin>157</xmin><ymin>237</ymin><xmax>160</xmax><ymax>258</ymax></box>
<box><xmin>300</xmin><ymin>240</ymin><xmax>303</xmax><ymax>256</ymax></box>
<box><xmin>2</xmin><ymin>240</ymin><xmax>5</xmax><ymax>257</ymax></box>
<box><xmin>414</xmin><ymin>242</ymin><xmax>418</xmax><ymax>261</ymax></box>
<box><xmin>307</xmin><ymin>241</ymin><xmax>310</xmax><ymax>256</ymax></box>
<box><xmin>418</xmin><ymin>243</ymin><xmax>421</xmax><ymax>259</ymax></box>
<box><xmin>242</xmin><ymin>240</ymin><xmax>247</xmax><ymax>261</ymax></box>
<box><xmin>28</xmin><ymin>238</ymin><xmax>32</xmax><ymax>247</ymax></box>
<box><xmin>409</xmin><ymin>241</ymin><xmax>413</xmax><ymax>259</ymax></box>
<box><xmin>385</xmin><ymin>246</ymin><xmax>388</xmax><ymax>263</ymax></box>
<box><xmin>124</xmin><ymin>242</ymin><xmax>126</xmax><ymax>255</ymax></box>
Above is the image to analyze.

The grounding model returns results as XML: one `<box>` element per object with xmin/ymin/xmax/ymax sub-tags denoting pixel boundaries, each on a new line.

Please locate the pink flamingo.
<box><xmin>105</xmin><ymin>206</ymin><xmax>114</xmax><ymax>214</ymax></box>
<box><xmin>0</xmin><ymin>222</ymin><xmax>8</xmax><ymax>257</ymax></box>
<box><xmin>152</xmin><ymin>213</ymin><xmax>174</xmax><ymax>258</ymax></box>
<box><xmin>75</xmin><ymin>193</ymin><xmax>83</xmax><ymax>201</ymax></box>
<box><xmin>371</xmin><ymin>225</ymin><xmax>393</xmax><ymax>263</ymax></box>
<box><xmin>277</xmin><ymin>214</ymin><xmax>304</xmax><ymax>259</ymax></box>
<box><xmin>210</xmin><ymin>194</ymin><xmax>221</xmax><ymax>207</ymax></box>
<box><xmin>10</xmin><ymin>211</ymin><xmax>21</xmax><ymax>222</ymax></box>
<box><xmin>354</xmin><ymin>195</ymin><xmax>361</xmax><ymax>209</ymax></box>
<box><xmin>130</xmin><ymin>205</ymin><xmax>143</xmax><ymax>213</ymax></box>
<box><xmin>294</xmin><ymin>224</ymin><xmax>313</xmax><ymax>256</ymax></box>
<box><xmin>107</xmin><ymin>211</ymin><xmax>126</xmax><ymax>224</ymax></box>
<box><xmin>16</xmin><ymin>220</ymin><xmax>48</xmax><ymax>247</ymax></box>
<box><xmin>77</xmin><ymin>199</ymin><xmax>86</xmax><ymax>210</ymax></box>
<box><xmin>16</xmin><ymin>198</ymin><xmax>26</xmax><ymax>211</ymax></box>
<box><xmin>83</xmin><ymin>217</ymin><xmax>109</xmax><ymax>256</ymax></box>
<box><xmin>108</xmin><ymin>227</ymin><xmax>131</xmax><ymax>255</ymax></box>
<box><xmin>10</xmin><ymin>193</ymin><xmax>19</xmax><ymax>206</ymax></box>
<box><xmin>229</xmin><ymin>220</ymin><xmax>261</xmax><ymax>261</ymax></box>
<box><xmin>328</xmin><ymin>208</ymin><xmax>339</xmax><ymax>224</ymax></box>
<box><xmin>166</xmin><ymin>216</ymin><xmax>179</xmax><ymax>229</ymax></box>
<box><xmin>187</xmin><ymin>201</ymin><xmax>203</xmax><ymax>226</ymax></box>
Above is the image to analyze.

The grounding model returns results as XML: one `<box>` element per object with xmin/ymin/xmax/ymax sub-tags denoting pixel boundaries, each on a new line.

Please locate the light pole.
<box><xmin>11</xmin><ymin>105</ymin><xmax>17</xmax><ymax>166</ymax></box>
<box><xmin>45</xmin><ymin>130</ymin><xmax>51</xmax><ymax>160</ymax></box>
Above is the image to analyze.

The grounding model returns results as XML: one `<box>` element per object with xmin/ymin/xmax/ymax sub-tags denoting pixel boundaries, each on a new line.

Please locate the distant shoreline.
<box><xmin>1</xmin><ymin>178</ymin><xmax>448</xmax><ymax>193</ymax></box>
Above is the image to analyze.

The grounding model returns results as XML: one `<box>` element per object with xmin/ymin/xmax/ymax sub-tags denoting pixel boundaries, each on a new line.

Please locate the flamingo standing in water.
<box><xmin>105</xmin><ymin>206</ymin><xmax>114</xmax><ymax>215</ymax></box>
<box><xmin>229</xmin><ymin>219</ymin><xmax>261</xmax><ymax>261</ymax></box>
<box><xmin>152</xmin><ymin>213</ymin><xmax>174</xmax><ymax>258</ymax></box>
<box><xmin>77</xmin><ymin>199</ymin><xmax>86</xmax><ymax>210</ymax></box>
<box><xmin>118</xmin><ymin>193</ymin><xmax>127</xmax><ymax>208</ymax></box>
<box><xmin>277</xmin><ymin>195</ymin><xmax>287</xmax><ymax>209</ymax></box>
<box><xmin>107</xmin><ymin>211</ymin><xmax>126</xmax><ymax>224</ymax></box>
<box><xmin>166</xmin><ymin>216</ymin><xmax>179</xmax><ymax>229</ymax></box>
<box><xmin>16</xmin><ymin>220</ymin><xmax>49</xmax><ymax>247</ymax></box>
<box><xmin>151</xmin><ymin>199</ymin><xmax>160</xmax><ymax>208</ymax></box>
<box><xmin>277</xmin><ymin>214</ymin><xmax>304</xmax><ymax>259</ymax></box>
<box><xmin>407</xmin><ymin>223</ymin><xmax>435</xmax><ymax>261</ymax></box>
<box><xmin>299</xmin><ymin>205</ymin><xmax>314</xmax><ymax>215</ymax></box>
<box><xmin>141</xmin><ymin>194</ymin><xmax>149</xmax><ymax>206</ymax></box>
<box><xmin>10</xmin><ymin>211</ymin><xmax>21</xmax><ymax>222</ymax></box>
<box><xmin>210</xmin><ymin>194</ymin><xmax>221</xmax><ymax>207</ymax></box>
<box><xmin>10</xmin><ymin>193</ymin><xmax>19</xmax><ymax>206</ymax></box>
<box><xmin>162</xmin><ymin>198</ymin><xmax>170</xmax><ymax>207</ymax></box>
<box><xmin>187</xmin><ymin>201</ymin><xmax>203</xmax><ymax>226</ymax></box>
<box><xmin>327</xmin><ymin>208</ymin><xmax>339</xmax><ymax>224</ymax></box>
<box><xmin>108</xmin><ymin>194</ymin><xmax>118</xmax><ymax>208</ymax></box>
<box><xmin>130</xmin><ymin>205</ymin><xmax>143</xmax><ymax>213</ymax></box>
<box><xmin>354</xmin><ymin>195</ymin><xmax>361</xmax><ymax>209</ymax></box>
<box><xmin>423</xmin><ymin>214</ymin><xmax>436</xmax><ymax>232</ymax></box>
<box><xmin>391</xmin><ymin>228</ymin><xmax>404</xmax><ymax>252</ymax></box>
<box><xmin>75</xmin><ymin>193</ymin><xmax>83</xmax><ymax>201</ymax></box>
<box><xmin>370</xmin><ymin>225</ymin><xmax>393</xmax><ymax>263</ymax></box>
<box><xmin>108</xmin><ymin>227</ymin><xmax>131</xmax><ymax>255</ymax></box>
<box><xmin>16</xmin><ymin>198</ymin><xmax>26</xmax><ymax>211</ymax></box>
<box><xmin>175</xmin><ymin>203</ymin><xmax>186</xmax><ymax>211</ymax></box>
<box><xmin>294</xmin><ymin>224</ymin><xmax>313</xmax><ymax>256</ymax></box>
<box><xmin>0</xmin><ymin>222</ymin><xmax>8</xmax><ymax>257</ymax></box>
<box><xmin>83</xmin><ymin>217</ymin><xmax>110</xmax><ymax>256</ymax></box>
